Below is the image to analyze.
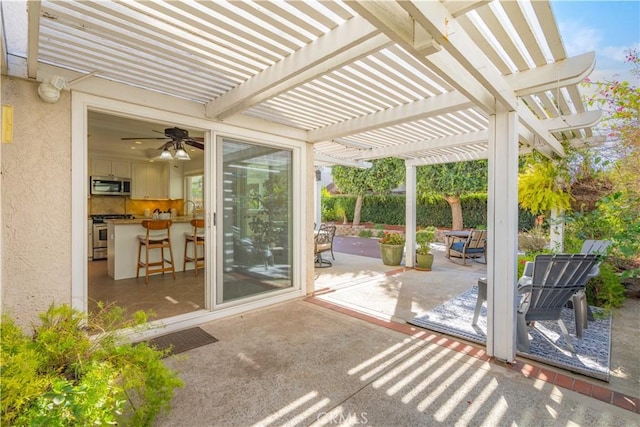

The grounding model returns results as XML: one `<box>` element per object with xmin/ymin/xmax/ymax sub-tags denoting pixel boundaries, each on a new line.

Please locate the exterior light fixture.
<box><xmin>37</xmin><ymin>75</ymin><xmax>68</xmax><ymax>103</ymax></box>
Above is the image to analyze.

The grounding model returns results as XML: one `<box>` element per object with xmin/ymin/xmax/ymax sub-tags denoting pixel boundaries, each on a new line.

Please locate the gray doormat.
<box><xmin>145</xmin><ymin>327</ymin><xmax>218</xmax><ymax>355</ymax></box>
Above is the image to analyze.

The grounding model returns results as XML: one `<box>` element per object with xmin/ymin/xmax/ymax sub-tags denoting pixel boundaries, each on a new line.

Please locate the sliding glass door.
<box><xmin>218</xmin><ymin>137</ymin><xmax>293</xmax><ymax>303</ymax></box>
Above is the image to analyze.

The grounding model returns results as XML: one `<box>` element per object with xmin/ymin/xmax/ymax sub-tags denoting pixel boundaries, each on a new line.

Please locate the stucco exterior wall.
<box><xmin>1</xmin><ymin>76</ymin><xmax>72</xmax><ymax>328</ymax></box>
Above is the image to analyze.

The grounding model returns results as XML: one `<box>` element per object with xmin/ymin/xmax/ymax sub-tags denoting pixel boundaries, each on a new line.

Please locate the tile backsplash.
<box><xmin>127</xmin><ymin>198</ymin><xmax>184</xmax><ymax>216</ymax></box>
<box><xmin>89</xmin><ymin>196</ymin><xmax>185</xmax><ymax>216</ymax></box>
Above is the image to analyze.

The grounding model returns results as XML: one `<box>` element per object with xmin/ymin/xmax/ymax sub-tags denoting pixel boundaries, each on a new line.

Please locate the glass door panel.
<box><xmin>219</xmin><ymin>137</ymin><xmax>293</xmax><ymax>303</ymax></box>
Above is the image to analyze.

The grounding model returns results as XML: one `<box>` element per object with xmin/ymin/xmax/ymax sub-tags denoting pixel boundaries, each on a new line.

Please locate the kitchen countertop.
<box><xmin>105</xmin><ymin>216</ymin><xmax>202</xmax><ymax>225</ymax></box>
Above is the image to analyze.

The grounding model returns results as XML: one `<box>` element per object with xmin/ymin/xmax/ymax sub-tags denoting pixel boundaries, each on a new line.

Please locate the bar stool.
<box><xmin>183</xmin><ymin>218</ymin><xmax>205</xmax><ymax>276</ymax></box>
<box><xmin>136</xmin><ymin>220</ymin><xmax>176</xmax><ymax>284</ymax></box>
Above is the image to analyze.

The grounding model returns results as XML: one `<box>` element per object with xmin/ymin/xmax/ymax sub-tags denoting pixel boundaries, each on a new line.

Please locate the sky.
<box><xmin>551</xmin><ymin>1</ymin><xmax>640</xmax><ymax>84</ymax></box>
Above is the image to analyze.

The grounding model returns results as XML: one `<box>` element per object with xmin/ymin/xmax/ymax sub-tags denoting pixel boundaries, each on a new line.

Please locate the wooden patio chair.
<box><xmin>516</xmin><ymin>253</ymin><xmax>600</xmax><ymax>353</ymax></box>
<box><xmin>447</xmin><ymin>229</ymin><xmax>486</xmax><ymax>265</ymax></box>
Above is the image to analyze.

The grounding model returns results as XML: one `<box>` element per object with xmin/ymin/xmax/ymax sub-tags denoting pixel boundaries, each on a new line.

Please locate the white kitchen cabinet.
<box><xmin>91</xmin><ymin>158</ymin><xmax>131</xmax><ymax>178</ymax></box>
<box><xmin>166</xmin><ymin>161</ymin><xmax>184</xmax><ymax>200</ymax></box>
<box><xmin>131</xmin><ymin>162</ymin><xmax>167</xmax><ymax>199</ymax></box>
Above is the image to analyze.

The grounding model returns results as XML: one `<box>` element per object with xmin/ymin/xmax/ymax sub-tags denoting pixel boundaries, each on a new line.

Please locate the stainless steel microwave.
<box><xmin>90</xmin><ymin>176</ymin><xmax>131</xmax><ymax>196</ymax></box>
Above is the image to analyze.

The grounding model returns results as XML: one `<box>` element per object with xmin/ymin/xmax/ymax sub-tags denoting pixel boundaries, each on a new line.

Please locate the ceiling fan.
<box><xmin>121</xmin><ymin>127</ymin><xmax>204</xmax><ymax>160</ymax></box>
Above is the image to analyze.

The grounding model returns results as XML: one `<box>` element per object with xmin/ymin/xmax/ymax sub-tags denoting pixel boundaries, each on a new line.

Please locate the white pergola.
<box><xmin>2</xmin><ymin>0</ymin><xmax>599</xmax><ymax>362</ymax></box>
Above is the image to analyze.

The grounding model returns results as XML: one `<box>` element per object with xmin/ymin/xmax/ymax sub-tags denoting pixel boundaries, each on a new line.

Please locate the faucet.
<box><xmin>182</xmin><ymin>200</ymin><xmax>196</xmax><ymax>217</ymax></box>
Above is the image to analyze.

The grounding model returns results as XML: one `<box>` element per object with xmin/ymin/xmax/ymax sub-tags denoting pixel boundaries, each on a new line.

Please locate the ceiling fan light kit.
<box><xmin>122</xmin><ymin>126</ymin><xmax>203</xmax><ymax>161</ymax></box>
<box><xmin>159</xmin><ymin>148</ymin><xmax>174</xmax><ymax>160</ymax></box>
<box><xmin>174</xmin><ymin>144</ymin><xmax>191</xmax><ymax>160</ymax></box>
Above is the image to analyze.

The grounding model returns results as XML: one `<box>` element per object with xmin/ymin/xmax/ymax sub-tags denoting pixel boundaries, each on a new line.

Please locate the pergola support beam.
<box><xmin>486</xmin><ymin>108</ymin><xmax>519</xmax><ymax>362</ymax></box>
<box><xmin>365</xmin><ymin>131</ymin><xmax>487</xmax><ymax>160</ymax></box>
<box><xmin>405</xmin><ymin>165</ymin><xmax>417</xmax><ymax>268</ymax></box>
<box><xmin>314</xmin><ymin>152</ymin><xmax>372</xmax><ymax>168</ymax></box>
<box><xmin>507</xmin><ymin>52</ymin><xmax>596</xmax><ymax>97</ymax></box>
<box><xmin>308</xmin><ymin>91</ymin><xmax>473</xmax><ymax>143</ymax></box>
<box><xmin>205</xmin><ymin>15</ymin><xmax>389</xmax><ymax>120</ymax></box>
<box><xmin>27</xmin><ymin>1</ymin><xmax>41</xmax><ymax>79</ymax></box>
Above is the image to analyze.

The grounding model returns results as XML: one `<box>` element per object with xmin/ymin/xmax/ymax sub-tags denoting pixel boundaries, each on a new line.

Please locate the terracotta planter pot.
<box><xmin>380</xmin><ymin>244</ymin><xmax>404</xmax><ymax>266</ymax></box>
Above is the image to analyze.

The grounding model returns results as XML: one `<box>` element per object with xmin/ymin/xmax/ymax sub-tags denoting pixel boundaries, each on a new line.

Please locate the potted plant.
<box><xmin>415</xmin><ymin>226</ymin><xmax>436</xmax><ymax>270</ymax></box>
<box><xmin>379</xmin><ymin>232</ymin><xmax>405</xmax><ymax>266</ymax></box>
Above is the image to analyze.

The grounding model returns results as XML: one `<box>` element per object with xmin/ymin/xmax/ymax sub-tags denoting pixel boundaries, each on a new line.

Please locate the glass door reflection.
<box><xmin>219</xmin><ymin>137</ymin><xmax>293</xmax><ymax>303</ymax></box>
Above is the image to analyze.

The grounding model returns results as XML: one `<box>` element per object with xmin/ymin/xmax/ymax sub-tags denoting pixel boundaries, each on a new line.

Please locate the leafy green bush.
<box><xmin>373</xmin><ymin>224</ymin><xmax>385</xmax><ymax>230</ymax></box>
<box><xmin>321</xmin><ymin>204</ymin><xmax>338</xmax><ymax>222</ymax></box>
<box><xmin>334</xmin><ymin>202</ymin><xmax>347</xmax><ymax>224</ymax></box>
<box><xmin>358</xmin><ymin>229</ymin><xmax>373</xmax><ymax>238</ymax></box>
<box><xmin>376</xmin><ymin>230</ymin><xmax>386</xmax><ymax>238</ymax></box>
<box><xmin>565</xmin><ymin>192</ymin><xmax>640</xmax><ymax>277</ymax></box>
<box><xmin>322</xmin><ymin>194</ymin><xmax>536</xmax><ymax>230</ymax></box>
<box><xmin>1</xmin><ymin>304</ymin><xmax>183</xmax><ymax>426</ymax></box>
<box><xmin>585</xmin><ymin>263</ymin><xmax>627</xmax><ymax>310</ymax></box>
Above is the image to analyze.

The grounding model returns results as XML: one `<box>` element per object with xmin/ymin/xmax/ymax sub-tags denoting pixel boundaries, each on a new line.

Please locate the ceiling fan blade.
<box><xmin>121</xmin><ymin>136</ymin><xmax>167</xmax><ymax>141</ymax></box>
<box><xmin>157</xmin><ymin>141</ymin><xmax>174</xmax><ymax>150</ymax></box>
<box><xmin>184</xmin><ymin>139</ymin><xmax>205</xmax><ymax>150</ymax></box>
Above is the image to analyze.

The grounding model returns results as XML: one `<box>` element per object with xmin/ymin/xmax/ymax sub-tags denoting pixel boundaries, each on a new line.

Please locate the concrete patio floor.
<box><xmin>156</xmin><ymin>238</ymin><xmax>639</xmax><ymax>426</ymax></box>
<box><xmin>315</xmin><ymin>239</ymin><xmax>639</xmax><ymax>398</ymax></box>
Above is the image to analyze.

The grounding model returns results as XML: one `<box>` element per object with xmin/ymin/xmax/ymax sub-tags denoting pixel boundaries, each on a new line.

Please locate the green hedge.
<box><xmin>322</xmin><ymin>194</ymin><xmax>536</xmax><ymax>230</ymax></box>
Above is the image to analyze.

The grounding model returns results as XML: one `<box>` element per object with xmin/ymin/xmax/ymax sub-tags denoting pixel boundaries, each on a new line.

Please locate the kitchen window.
<box><xmin>185</xmin><ymin>175</ymin><xmax>204</xmax><ymax>215</ymax></box>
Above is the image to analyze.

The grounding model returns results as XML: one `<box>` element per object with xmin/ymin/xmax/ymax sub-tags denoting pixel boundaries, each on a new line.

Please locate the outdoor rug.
<box><xmin>144</xmin><ymin>327</ymin><xmax>218</xmax><ymax>356</ymax></box>
<box><xmin>408</xmin><ymin>286</ymin><xmax>611</xmax><ymax>381</ymax></box>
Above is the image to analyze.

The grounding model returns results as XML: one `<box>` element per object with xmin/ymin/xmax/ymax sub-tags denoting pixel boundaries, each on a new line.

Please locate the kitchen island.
<box><xmin>106</xmin><ymin>217</ymin><xmax>203</xmax><ymax>280</ymax></box>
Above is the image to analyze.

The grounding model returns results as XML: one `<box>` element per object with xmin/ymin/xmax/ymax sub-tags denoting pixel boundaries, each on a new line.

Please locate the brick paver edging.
<box><xmin>304</xmin><ymin>296</ymin><xmax>639</xmax><ymax>414</ymax></box>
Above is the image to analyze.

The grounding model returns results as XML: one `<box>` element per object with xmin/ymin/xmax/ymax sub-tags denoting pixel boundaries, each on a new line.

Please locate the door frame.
<box><xmin>71</xmin><ymin>92</ymin><xmax>309</xmax><ymax>337</ymax></box>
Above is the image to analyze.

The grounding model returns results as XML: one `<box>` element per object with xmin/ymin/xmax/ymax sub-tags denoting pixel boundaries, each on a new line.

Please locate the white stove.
<box><xmin>91</xmin><ymin>214</ymin><xmax>134</xmax><ymax>260</ymax></box>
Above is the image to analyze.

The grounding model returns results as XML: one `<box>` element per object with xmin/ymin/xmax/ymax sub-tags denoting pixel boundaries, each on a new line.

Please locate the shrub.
<box><xmin>322</xmin><ymin>194</ymin><xmax>537</xmax><ymax>230</ymax></box>
<box><xmin>358</xmin><ymin>229</ymin><xmax>373</xmax><ymax>238</ymax></box>
<box><xmin>517</xmin><ymin>254</ymin><xmax>537</xmax><ymax>279</ymax></box>
<box><xmin>1</xmin><ymin>304</ymin><xmax>183</xmax><ymax>426</ymax></box>
<box><xmin>376</xmin><ymin>230</ymin><xmax>386</xmax><ymax>238</ymax></box>
<box><xmin>585</xmin><ymin>263</ymin><xmax>627</xmax><ymax>310</ymax></box>
<box><xmin>334</xmin><ymin>203</ymin><xmax>347</xmax><ymax>224</ymax></box>
<box><xmin>518</xmin><ymin>226</ymin><xmax>549</xmax><ymax>254</ymax></box>
<box><xmin>373</xmin><ymin>224</ymin><xmax>385</xmax><ymax>230</ymax></box>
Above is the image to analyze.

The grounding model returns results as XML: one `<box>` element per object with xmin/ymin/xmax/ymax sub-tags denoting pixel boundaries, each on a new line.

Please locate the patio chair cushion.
<box><xmin>450</xmin><ymin>242</ymin><xmax>485</xmax><ymax>254</ymax></box>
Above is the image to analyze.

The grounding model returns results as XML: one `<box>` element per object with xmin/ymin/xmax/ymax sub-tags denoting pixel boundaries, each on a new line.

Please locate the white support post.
<box><xmin>405</xmin><ymin>164</ymin><xmax>417</xmax><ymax>268</ymax></box>
<box><xmin>486</xmin><ymin>107</ymin><xmax>519</xmax><ymax>362</ymax></box>
<box><xmin>314</xmin><ymin>169</ymin><xmax>322</xmax><ymax>229</ymax></box>
<box><xmin>550</xmin><ymin>208</ymin><xmax>564</xmax><ymax>252</ymax></box>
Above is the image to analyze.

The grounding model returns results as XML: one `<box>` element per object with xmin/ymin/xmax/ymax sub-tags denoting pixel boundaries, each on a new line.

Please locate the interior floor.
<box><xmin>88</xmin><ymin>260</ymin><xmax>205</xmax><ymax>321</ymax></box>
<box><xmin>88</xmin><ymin>260</ymin><xmax>292</xmax><ymax>321</ymax></box>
